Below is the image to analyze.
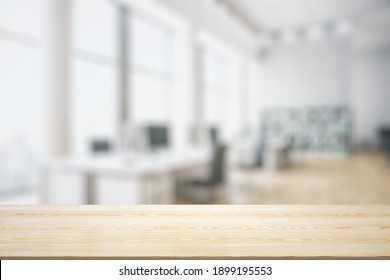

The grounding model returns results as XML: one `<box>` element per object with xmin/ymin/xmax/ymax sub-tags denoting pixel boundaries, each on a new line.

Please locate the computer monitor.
<box><xmin>209</xmin><ymin>127</ymin><xmax>219</xmax><ymax>147</ymax></box>
<box><xmin>147</xmin><ymin>125</ymin><xmax>169</xmax><ymax>151</ymax></box>
<box><xmin>90</xmin><ymin>139</ymin><xmax>112</xmax><ymax>154</ymax></box>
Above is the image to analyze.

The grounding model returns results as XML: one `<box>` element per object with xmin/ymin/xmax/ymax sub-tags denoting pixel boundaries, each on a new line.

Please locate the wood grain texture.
<box><xmin>228</xmin><ymin>152</ymin><xmax>390</xmax><ymax>204</ymax></box>
<box><xmin>1</xmin><ymin>205</ymin><xmax>390</xmax><ymax>259</ymax></box>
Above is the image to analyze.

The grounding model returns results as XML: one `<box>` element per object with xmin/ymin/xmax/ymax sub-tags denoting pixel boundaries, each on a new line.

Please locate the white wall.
<box><xmin>259</xmin><ymin>9</ymin><xmax>390</xmax><ymax>148</ymax></box>
<box><xmin>352</xmin><ymin>51</ymin><xmax>390</xmax><ymax>147</ymax></box>
<box><xmin>351</xmin><ymin>8</ymin><xmax>390</xmax><ymax>147</ymax></box>
<box><xmin>262</xmin><ymin>36</ymin><xmax>352</xmax><ymax>108</ymax></box>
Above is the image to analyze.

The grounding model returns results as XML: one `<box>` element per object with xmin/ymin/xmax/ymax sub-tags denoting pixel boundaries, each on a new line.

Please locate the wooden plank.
<box><xmin>1</xmin><ymin>205</ymin><xmax>390</xmax><ymax>259</ymax></box>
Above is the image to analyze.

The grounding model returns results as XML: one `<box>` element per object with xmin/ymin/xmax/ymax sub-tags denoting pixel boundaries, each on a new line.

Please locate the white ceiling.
<box><xmin>223</xmin><ymin>0</ymin><xmax>390</xmax><ymax>31</ymax></box>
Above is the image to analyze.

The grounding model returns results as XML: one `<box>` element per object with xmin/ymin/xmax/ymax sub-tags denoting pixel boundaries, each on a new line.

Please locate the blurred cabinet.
<box><xmin>45</xmin><ymin>170</ymin><xmax>87</xmax><ymax>204</ymax></box>
<box><xmin>94</xmin><ymin>175</ymin><xmax>174</xmax><ymax>205</ymax></box>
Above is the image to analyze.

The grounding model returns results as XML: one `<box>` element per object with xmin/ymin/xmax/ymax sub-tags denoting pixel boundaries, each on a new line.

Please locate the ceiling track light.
<box><xmin>305</xmin><ymin>24</ymin><xmax>325</xmax><ymax>40</ymax></box>
<box><xmin>258</xmin><ymin>17</ymin><xmax>355</xmax><ymax>47</ymax></box>
<box><xmin>333</xmin><ymin>18</ymin><xmax>354</xmax><ymax>36</ymax></box>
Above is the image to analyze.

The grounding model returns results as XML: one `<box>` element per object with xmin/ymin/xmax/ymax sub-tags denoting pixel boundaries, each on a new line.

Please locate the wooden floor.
<box><xmin>227</xmin><ymin>152</ymin><xmax>390</xmax><ymax>204</ymax></box>
<box><xmin>1</xmin><ymin>205</ymin><xmax>389</xmax><ymax>259</ymax></box>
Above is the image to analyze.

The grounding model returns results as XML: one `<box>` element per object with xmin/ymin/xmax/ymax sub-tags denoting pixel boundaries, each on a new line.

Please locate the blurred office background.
<box><xmin>0</xmin><ymin>0</ymin><xmax>390</xmax><ymax>205</ymax></box>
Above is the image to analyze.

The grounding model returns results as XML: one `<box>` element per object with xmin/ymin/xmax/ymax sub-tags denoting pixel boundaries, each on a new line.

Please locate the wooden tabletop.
<box><xmin>1</xmin><ymin>205</ymin><xmax>390</xmax><ymax>259</ymax></box>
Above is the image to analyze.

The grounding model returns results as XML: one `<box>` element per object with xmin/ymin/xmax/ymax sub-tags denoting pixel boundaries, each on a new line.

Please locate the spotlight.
<box><xmin>334</xmin><ymin>19</ymin><xmax>354</xmax><ymax>35</ymax></box>
<box><xmin>306</xmin><ymin>24</ymin><xmax>325</xmax><ymax>40</ymax></box>
<box><xmin>280</xmin><ymin>29</ymin><xmax>297</xmax><ymax>44</ymax></box>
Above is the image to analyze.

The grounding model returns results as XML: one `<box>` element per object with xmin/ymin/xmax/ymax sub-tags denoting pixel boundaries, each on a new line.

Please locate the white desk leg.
<box><xmin>164</xmin><ymin>173</ymin><xmax>175</xmax><ymax>204</ymax></box>
<box><xmin>85</xmin><ymin>172</ymin><xmax>95</xmax><ymax>204</ymax></box>
<box><xmin>39</xmin><ymin>166</ymin><xmax>49</xmax><ymax>204</ymax></box>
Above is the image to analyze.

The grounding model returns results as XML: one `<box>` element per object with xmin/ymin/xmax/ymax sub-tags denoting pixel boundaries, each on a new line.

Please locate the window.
<box><xmin>71</xmin><ymin>60</ymin><xmax>117</xmax><ymax>156</ymax></box>
<box><xmin>71</xmin><ymin>2</ymin><xmax>179</xmax><ymax>154</ymax></box>
<box><xmin>198</xmin><ymin>45</ymin><xmax>241</xmax><ymax>143</ymax></box>
<box><xmin>0</xmin><ymin>0</ymin><xmax>45</xmax><ymax>193</ymax></box>
<box><xmin>129</xmin><ymin>14</ymin><xmax>175</xmax><ymax>126</ymax></box>
<box><xmin>200</xmin><ymin>49</ymin><xmax>228</xmax><ymax>129</ymax></box>
<box><xmin>70</xmin><ymin>0</ymin><xmax>117</xmax><ymax>156</ymax></box>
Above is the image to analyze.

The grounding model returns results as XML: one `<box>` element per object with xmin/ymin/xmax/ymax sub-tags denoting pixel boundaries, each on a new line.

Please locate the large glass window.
<box><xmin>132</xmin><ymin>16</ymin><xmax>174</xmax><ymax>73</ymax></box>
<box><xmin>71</xmin><ymin>60</ymin><xmax>117</xmax><ymax>156</ymax></box>
<box><xmin>70</xmin><ymin>0</ymin><xmax>117</xmax><ymax>156</ymax></box>
<box><xmin>199</xmin><ymin>46</ymin><xmax>241</xmax><ymax>143</ymax></box>
<box><xmin>71</xmin><ymin>2</ymin><xmax>178</xmax><ymax>155</ymax></box>
<box><xmin>130</xmin><ymin>14</ymin><xmax>175</xmax><ymax>127</ymax></box>
<box><xmin>200</xmin><ymin>50</ymin><xmax>228</xmax><ymax>127</ymax></box>
<box><xmin>0</xmin><ymin>0</ymin><xmax>45</xmax><ymax>194</ymax></box>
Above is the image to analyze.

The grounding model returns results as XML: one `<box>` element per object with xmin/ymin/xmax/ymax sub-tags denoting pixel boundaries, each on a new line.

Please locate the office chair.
<box><xmin>379</xmin><ymin>128</ymin><xmax>390</xmax><ymax>159</ymax></box>
<box><xmin>178</xmin><ymin>145</ymin><xmax>227</xmax><ymax>204</ymax></box>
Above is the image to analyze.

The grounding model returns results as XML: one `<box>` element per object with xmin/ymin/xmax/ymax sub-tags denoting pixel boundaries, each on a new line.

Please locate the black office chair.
<box><xmin>379</xmin><ymin>128</ymin><xmax>390</xmax><ymax>159</ymax></box>
<box><xmin>178</xmin><ymin>145</ymin><xmax>227</xmax><ymax>203</ymax></box>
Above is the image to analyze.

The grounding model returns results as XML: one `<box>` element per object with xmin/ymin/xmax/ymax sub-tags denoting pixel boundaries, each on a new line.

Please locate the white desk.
<box><xmin>42</xmin><ymin>149</ymin><xmax>210</xmax><ymax>205</ymax></box>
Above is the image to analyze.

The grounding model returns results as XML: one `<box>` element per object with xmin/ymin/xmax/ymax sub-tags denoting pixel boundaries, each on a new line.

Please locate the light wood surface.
<box><xmin>1</xmin><ymin>205</ymin><xmax>390</xmax><ymax>259</ymax></box>
<box><xmin>229</xmin><ymin>152</ymin><xmax>390</xmax><ymax>204</ymax></box>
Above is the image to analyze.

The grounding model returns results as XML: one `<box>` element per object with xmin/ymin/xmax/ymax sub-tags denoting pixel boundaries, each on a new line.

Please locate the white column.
<box><xmin>240</xmin><ymin>55</ymin><xmax>250</xmax><ymax>135</ymax></box>
<box><xmin>44</xmin><ymin>0</ymin><xmax>71</xmax><ymax>157</ymax></box>
<box><xmin>117</xmin><ymin>3</ymin><xmax>130</xmax><ymax>151</ymax></box>
<box><xmin>188</xmin><ymin>27</ymin><xmax>206</xmax><ymax>146</ymax></box>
